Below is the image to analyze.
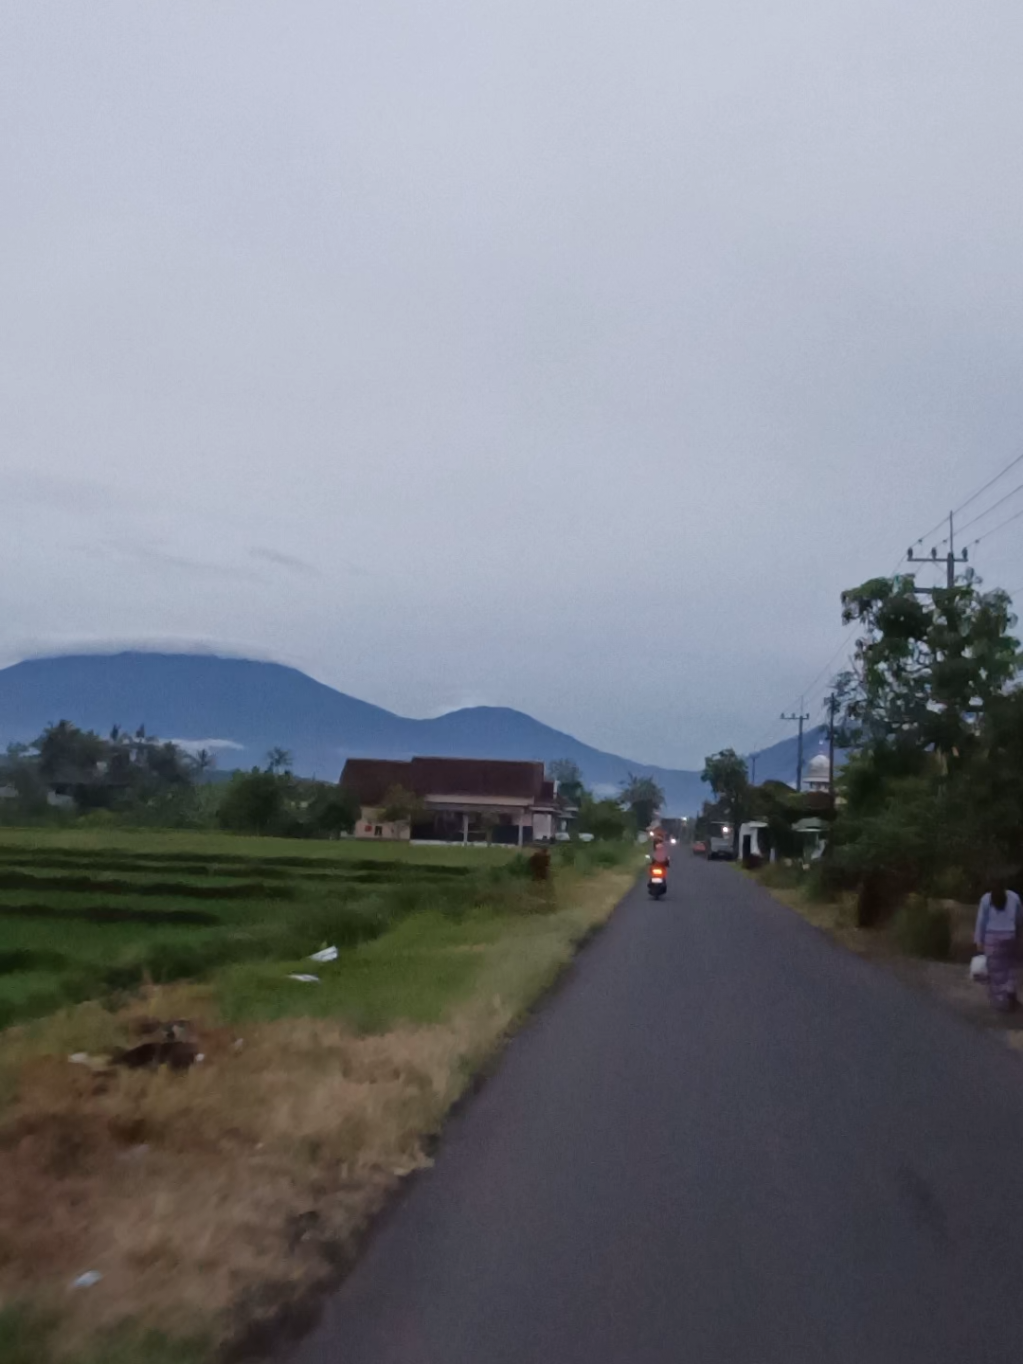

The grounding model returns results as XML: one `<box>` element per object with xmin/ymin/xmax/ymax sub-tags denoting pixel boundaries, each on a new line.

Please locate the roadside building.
<box><xmin>340</xmin><ymin>756</ymin><xmax>571</xmax><ymax>843</ymax></box>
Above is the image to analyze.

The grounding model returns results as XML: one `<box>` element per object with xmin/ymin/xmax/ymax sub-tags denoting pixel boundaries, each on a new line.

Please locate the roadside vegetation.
<box><xmin>705</xmin><ymin>572</ymin><xmax>1023</xmax><ymax>969</ymax></box>
<box><xmin>0</xmin><ymin>826</ymin><xmax>638</xmax><ymax>1363</ymax></box>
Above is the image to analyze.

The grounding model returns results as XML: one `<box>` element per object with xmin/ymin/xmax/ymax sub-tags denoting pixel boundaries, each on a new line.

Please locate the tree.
<box><xmin>577</xmin><ymin>795</ymin><xmax>633</xmax><ymax>841</ymax></box>
<box><xmin>193</xmin><ymin>748</ymin><xmax>217</xmax><ymax>779</ymax></box>
<box><xmin>838</xmin><ymin>575</ymin><xmax>1018</xmax><ymax>765</ymax></box>
<box><xmin>377</xmin><ymin>784</ymin><xmax>425</xmax><ymax>837</ymax></box>
<box><xmin>701</xmin><ymin>749</ymin><xmax>750</xmax><ymax>834</ymax></box>
<box><xmin>35</xmin><ymin>720</ymin><xmax>106</xmax><ymax>783</ymax></box>
<box><xmin>265</xmin><ymin>747</ymin><xmax>294</xmax><ymax>776</ymax></box>
<box><xmin>306</xmin><ymin>783</ymin><xmax>361</xmax><ymax>837</ymax></box>
<box><xmin>548</xmin><ymin>759</ymin><xmax>586</xmax><ymax>807</ymax></box>
<box><xmin>823</xmin><ymin>572</ymin><xmax>1022</xmax><ymax>912</ymax></box>
<box><xmin>618</xmin><ymin>773</ymin><xmax>665</xmax><ymax>831</ymax></box>
<box><xmin>217</xmin><ymin>769</ymin><xmax>286</xmax><ymax>834</ymax></box>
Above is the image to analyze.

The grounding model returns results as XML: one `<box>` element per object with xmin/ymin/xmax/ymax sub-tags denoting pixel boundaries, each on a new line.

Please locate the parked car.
<box><xmin>692</xmin><ymin>839</ymin><xmax>707</xmax><ymax>856</ymax></box>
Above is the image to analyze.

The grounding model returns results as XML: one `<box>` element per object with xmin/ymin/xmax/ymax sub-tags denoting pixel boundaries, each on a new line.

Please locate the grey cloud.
<box><xmin>83</xmin><ymin>540</ymin><xmax>262</xmax><ymax>582</ymax></box>
<box><xmin>248</xmin><ymin>546</ymin><xmax>319</xmax><ymax>575</ymax></box>
<box><xmin>2</xmin><ymin>471</ymin><xmax>115</xmax><ymax>511</ymax></box>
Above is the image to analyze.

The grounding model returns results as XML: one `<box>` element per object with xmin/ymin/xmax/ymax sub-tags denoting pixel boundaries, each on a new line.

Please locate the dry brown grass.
<box><xmin>0</xmin><ymin>866</ymin><xmax>634</xmax><ymax>1361</ymax></box>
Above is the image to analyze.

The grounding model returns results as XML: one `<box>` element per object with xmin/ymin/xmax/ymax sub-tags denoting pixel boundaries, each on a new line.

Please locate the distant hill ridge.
<box><xmin>0</xmin><ymin>652</ymin><xmax>824</xmax><ymax>815</ymax></box>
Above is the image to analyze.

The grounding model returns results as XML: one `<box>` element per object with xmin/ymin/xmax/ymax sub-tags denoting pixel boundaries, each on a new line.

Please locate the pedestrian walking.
<box><xmin>975</xmin><ymin>881</ymin><xmax>1023</xmax><ymax>1011</ymax></box>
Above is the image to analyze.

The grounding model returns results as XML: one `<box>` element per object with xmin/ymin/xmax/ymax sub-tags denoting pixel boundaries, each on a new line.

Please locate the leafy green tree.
<box><xmin>265</xmin><ymin>747</ymin><xmax>294</xmax><ymax>776</ymax></box>
<box><xmin>701</xmin><ymin>748</ymin><xmax>750</xmax><ymax>829</ymax></box>
<box><xmin>36</xmin><ymin>720</ymin><xmax>106</xmax><ymax>782</ymax></box>
<box><xmin>824</xmin><ymin>572</ymin><xmax>1021</xmax><ymax>912</ymax></box>
<box><xmin>838</xmin><ymin>575</ymin><xmax>1018</xmax><ymax>765</ymax></box>
<box><xmin>548</xmin><ymin>759</ymin><xmax>586</xmax><ymax>807</ymax></box>
<box><xmin>192</xmin><ymin>748</ymin><xmax>217</xmax><ymax>779</ymax></box>
<box><xmin>306</xmin><ymin>783</ymin><xmax>361</xmax><ymax>837</ymax></box>
<box><xmin>377</xmin><ymin>784</ymin><xmax>425</xmax><ymax>837</ymax></box>
<box><xmin>578</xmin><ymin>795</ymin><xmax>633</xmax><ymax>841</ymax></box>
<box><xmin>618</xmin><ymin>773</ymin><xmax>665</xmax><ymax>831</ymax></box>
<box><xmin>217</xmin><ymin>769</ymin><xmax>286</xmax><ymax>834</ymax></box>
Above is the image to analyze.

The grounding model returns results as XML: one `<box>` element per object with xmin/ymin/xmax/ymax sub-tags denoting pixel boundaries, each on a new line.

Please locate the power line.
<box><xmin>967</xmin><ymin>502</ymin><xmax>1023</xmax><ymax>551</ymax></box>
<box><xmin>796</xmin><ymin>627</ymin><xmax>859</xmax><ymax>712</ymax></box>
<box><xmin>954</xmin><ymin>449</ymin><xmax>1023</xmax><ymax>518</ymax></box>
<box><xmin>758</xmin><ymin>453</ymin><xmax>1023</xmax><ymax>773</ymax></box>
<box><xmin>907</xmin><ymin>449</ymin><xmax>1023</xmax><ymax>552</ymax></box>
<box><xmin>937</xmin><ymin>477</ymin><xmax>1023</xmax><ymax>545</ymax></box>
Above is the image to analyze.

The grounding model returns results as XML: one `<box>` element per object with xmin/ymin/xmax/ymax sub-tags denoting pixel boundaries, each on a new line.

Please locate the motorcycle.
<box><xmin>647</xmin><ymin>862</ymin><xmax>668</xmax><ymax>899</ymax></box>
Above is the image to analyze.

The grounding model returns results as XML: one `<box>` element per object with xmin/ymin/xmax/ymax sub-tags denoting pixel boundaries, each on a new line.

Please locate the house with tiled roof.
<box><xmin>340</xmin><ymin>756</ymin><xmax>570</xmax><ymax>844</ymax></box>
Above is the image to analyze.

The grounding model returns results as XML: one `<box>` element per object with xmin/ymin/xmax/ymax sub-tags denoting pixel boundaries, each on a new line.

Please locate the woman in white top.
<box><xmin>975</xmin><ymin>882</ymin><xmax>1023</xmax><ymax>1011</ymax></box>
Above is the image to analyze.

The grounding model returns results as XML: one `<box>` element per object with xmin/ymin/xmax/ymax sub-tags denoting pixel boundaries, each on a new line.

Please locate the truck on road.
<box><xmin>707</xmin><ymin>821</ymin><xmax>736</xmax><ymax>861</ymax></box>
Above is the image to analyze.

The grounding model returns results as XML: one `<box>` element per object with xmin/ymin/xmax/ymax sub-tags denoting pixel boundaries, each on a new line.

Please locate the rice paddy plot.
<box><xmin>0</xmin><ymin>829</ymin><xmax>512</xmax><ymax>1028</ymax></box>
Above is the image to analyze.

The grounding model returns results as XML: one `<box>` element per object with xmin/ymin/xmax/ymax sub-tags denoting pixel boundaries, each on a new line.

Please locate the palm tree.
<box><xmin>266</xmin><ymin>747</ymin><xmax>293</xmax><ymax>776</ymax></box>
<box><xmin>194</xmin><ymin>748</ymin><xmax>217</xmax><ymax>779</ymax></box>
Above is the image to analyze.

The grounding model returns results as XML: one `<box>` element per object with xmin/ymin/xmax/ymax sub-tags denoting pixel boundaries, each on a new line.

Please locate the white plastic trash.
<box><xmin>309</xmin><ymin>946</ymin><xmax>338</xmax><ymax>963</ymax></box>
<box><xmin>71</xmin><ymin>1271</ymin><xmax>103</xmax><ymax>1289</ymax></box>
<box><xmin>288</xmin><ymin>973</ymin><xmax>321</xmax><ymax>984</ymax></box>
<box><xmin>970</xmin><ymin>954</ymin><xmax>988</xmax><ymax>982</ymax></box>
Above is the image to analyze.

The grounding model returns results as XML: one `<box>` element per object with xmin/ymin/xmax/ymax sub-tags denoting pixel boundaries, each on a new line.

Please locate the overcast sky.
<box><xmin>4</xmin><ymin>1</ymin><xmax>1023</xmax><ymax>769</ymax></box>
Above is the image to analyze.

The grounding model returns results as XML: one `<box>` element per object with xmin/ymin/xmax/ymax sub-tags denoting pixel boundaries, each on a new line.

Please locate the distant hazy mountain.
<box><xmin>0</xmin><ymin>652</ymin><xmax>824</xmax><ymax>815</ymax></box>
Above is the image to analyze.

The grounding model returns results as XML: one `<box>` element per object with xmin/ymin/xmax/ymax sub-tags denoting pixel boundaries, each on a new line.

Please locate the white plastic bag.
<box><xmin>309</xmin><ymin>946</ymin><xmax>338</xmax><ymax>963</ymax></box>
<box><xmin>970</xmin><ymin>954</ymin><xmax>988</xmax><ymax>982</ymax></box>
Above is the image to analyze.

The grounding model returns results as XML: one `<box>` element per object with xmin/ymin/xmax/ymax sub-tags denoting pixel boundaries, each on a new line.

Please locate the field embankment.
<box><xmin>0</xmin><ymin>830</ymin><xmax>636</xmax><ymax>1364</ymax></box>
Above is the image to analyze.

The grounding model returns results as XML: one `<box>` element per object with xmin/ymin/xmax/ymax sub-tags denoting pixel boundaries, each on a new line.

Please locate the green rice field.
<box><xmin>0</xmin><ymin>829</ymin><xmax>516</xmax><ymax>1028</ymax></box>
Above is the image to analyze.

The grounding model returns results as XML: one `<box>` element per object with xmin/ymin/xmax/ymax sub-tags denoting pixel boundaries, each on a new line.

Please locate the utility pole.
<box><xmin>749</xmin><ymin>752</ymin><xmax>758</xmax><ymax>786</ymax></box>
<box><xmin>780</xmin><ymin>703</ymin><xmax>811</xmax><ymax>792</ymax></box>
<box><xmin>947</xmin><ymin>511</ymin><xmax>956</xmax><ymax>590</ymax></box>
<box><xmin>906</xmin><ymin>510</ymin><xmax>969</xmax><ymax>592</ymax></box>
<box><xmin>826</xmin><ymin>693</ymin><xmax>839</xmax><ymax>812</ymax></box>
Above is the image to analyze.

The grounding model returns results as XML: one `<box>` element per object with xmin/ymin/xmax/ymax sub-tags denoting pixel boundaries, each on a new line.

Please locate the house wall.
<box><xmin>532</xmin><ymin>811</ymin><xmax>556</xmax><ymax>841</ymax></box>
<box><xmin>354</xmin><ymin>808</ymin><xmax>411</xmax><ymax>840</ymax></box>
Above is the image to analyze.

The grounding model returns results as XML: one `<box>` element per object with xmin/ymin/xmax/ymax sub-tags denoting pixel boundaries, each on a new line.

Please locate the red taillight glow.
<box><xmin>651</xmin><ymin>867</ymin><xmax>665</xmax><ymax>878</ymax></box>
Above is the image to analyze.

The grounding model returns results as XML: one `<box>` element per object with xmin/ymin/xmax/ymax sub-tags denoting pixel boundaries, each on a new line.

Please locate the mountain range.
<box><xmin>0</xmin><ymin>653</ymin><xmax>827</xmax><ymax>814</ymax></box>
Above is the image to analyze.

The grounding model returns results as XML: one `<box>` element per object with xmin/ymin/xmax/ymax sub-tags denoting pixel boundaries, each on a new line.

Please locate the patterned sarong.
<box><xmin>985</xmin><ymin>936</ymin><xmax>1019</xmax><ymax>1011</ymax></box>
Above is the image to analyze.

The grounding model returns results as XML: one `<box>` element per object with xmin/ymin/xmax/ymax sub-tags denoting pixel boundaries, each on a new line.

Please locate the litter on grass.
<box><xmin>309</xmin><ymin>946</ymin><xmax>339</xmax><ymax>963</ymax></box>
<box><xmin>288</xmin><ymin>973</ymin><xmax>321</xmax><ymax>984</ymax></box>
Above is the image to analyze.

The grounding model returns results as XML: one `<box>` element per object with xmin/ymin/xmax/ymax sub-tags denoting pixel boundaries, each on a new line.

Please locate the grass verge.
<box><xmin>0</xmin><ymin>843</ymin><xmax>635</xmax><ymax>1363</ymax></box>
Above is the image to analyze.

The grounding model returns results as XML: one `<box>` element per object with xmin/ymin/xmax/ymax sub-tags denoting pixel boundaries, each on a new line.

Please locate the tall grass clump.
<box><xmin>892</xmin><ymin>896</ymin><xmax>952</xmax><ymax>960</ymax></box>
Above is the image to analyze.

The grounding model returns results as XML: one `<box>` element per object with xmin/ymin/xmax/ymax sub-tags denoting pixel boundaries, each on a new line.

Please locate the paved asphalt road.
<box><xmin>290</xmin><ymin>857</ymin><xmax>1023</xmax><ymax>1364</ymax></box>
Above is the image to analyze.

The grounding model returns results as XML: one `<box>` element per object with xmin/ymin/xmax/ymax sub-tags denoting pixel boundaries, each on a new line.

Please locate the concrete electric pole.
<box><xmin>780</xmin><ymin>704</ymin><xmax>811</xmax><ymax>792</ymax></box>
<box><xmin>907</xmin><ymin>510</ymin><xmax>969</xmax><ymax>591</ymax></box>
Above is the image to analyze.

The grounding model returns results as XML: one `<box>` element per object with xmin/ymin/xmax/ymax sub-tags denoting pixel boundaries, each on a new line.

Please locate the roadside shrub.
<box><xmin>892</xmin><ymin>897</ymin><xmax>952</xmax><ymax>960</ymax></box>
<box><xmin>529</xmin><ymin>848</ymin><xmax>552</xmax><ymax>881</ymax></box>
<box><xmin>757</xmin><ymin>861</ymin><xmax>804</xmax><ymax>890</ymax></box>
<box><xmin>0</xmin><ymin>1303</ymin><xmax>55</xmax><ymax>1364</ymax></box>
<box><xmin>929</xmin><ymin>866</ymin><xmax>972</xmax><ymax>903</ymax></box>
<box><xmin>503</xmin><ymin>853</ymin><xmax>533</xmax><ymax>879</ymax></box>
<box><xmin>591</xmin><ymin>844</ymin><xmax>627</xmax><ymax>869</ymax></box>
<box><xmin>803</xmin><ymin>863</ymin><xmax>836</xmax><ymax>904</ymax></box>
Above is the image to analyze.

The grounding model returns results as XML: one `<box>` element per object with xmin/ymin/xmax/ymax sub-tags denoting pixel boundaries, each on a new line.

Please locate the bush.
<box><xmin>757</xmin><ymin>860</ymin><xmax>804</xmax><ymax>890</ymax></box>
<box><xmin>892</xmin><ymin>897</ymin><xmax>952</xmax><ymax>960</ymax></box>
<box><xmin>929</xmin><ymin>866</ymin><xmax>972</xmax><ymax>903</ymax></box>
